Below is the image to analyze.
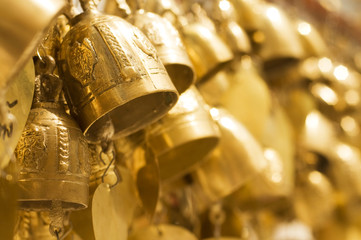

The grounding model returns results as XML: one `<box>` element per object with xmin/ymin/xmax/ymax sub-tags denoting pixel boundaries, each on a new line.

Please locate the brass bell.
<box><xmin>0</xmin><ymin>0</ymin><xmax>65</xmax><ymax>86</ymax></box>
<box><xmin>182</xmin><ymin>22</ymin><xmax>233</xmax><ymax>83</ymax></box>
<box><xmin>198</xmin><ymin>57</ymin><xmax>272</xmax><ymax>142</ymax></box>
<box><xmin>147</xmin><ymin>86</ymin><xmax>220</xmax><ymax>181</ymax></box>
<box><xmin>204</xmin><ymin>0</ymin><xmax>251</xmax><ymax>55</ymax></box>
<box><xmin>252</xmin><ymin>3</ymin><xmax>305</xmax><ymax>70</ymax></box>
<box><xmin>128</xmin><ymin>11</ymin><xmax>195</xmax><ymax>94</ymax></box>
<box><xmin>294</xmin><ymin>169</ymin><xmax>334</xmax><ymax>229</ymax></box>
<box><xmin>57</xmin><ymin>0</ymin><xmax>178</xmax><ymax>141</ymax></box>
<box><xmin>189</xmin><ymin>108</ymin><xmax>267</xmax><ymax>212</ymax></box>
<box><xmin>15</xmin><ymin>57</ymin><xmax>90</xmax><ymax>211</ymax></box>
<box><xmin>295</xmin><ymin>20</ymin><xmax>328</xmax><ymax>57</ymax></box>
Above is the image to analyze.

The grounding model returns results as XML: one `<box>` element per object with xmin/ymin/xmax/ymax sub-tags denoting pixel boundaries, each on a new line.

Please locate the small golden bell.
<box><xmin>129</xmin><ymin>11</ymin><xmax>195</xmax><ymax>94</ymax></box>
<box><xmin>147</xmin><ymin>86</ymin><xmax>220</xmax><ymax>181</ymax></box>
<box><xmin>15</xmin><ymin>57</ymin><xmax>90</xmax><ymax>212</ymax></box>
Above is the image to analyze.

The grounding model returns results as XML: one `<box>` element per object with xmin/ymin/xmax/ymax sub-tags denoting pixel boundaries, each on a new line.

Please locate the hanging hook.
<box><xmin>101</xmin><ymin>150</ymin><xmax>122</xmax><ymax>189</ymax></box>
<box><xmin>55</xmin><ymin>230</ymin><xmax>60</xmax><ymax>240</ymax></box>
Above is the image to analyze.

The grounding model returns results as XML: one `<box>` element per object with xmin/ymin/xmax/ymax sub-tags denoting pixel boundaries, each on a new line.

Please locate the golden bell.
<box><xmin>294</xmin><ymin>169</ymin><xmax>334</xmax><ymax>229</ymax></box>
<box><xmin>57</xmin><ymin>1</ymin><xmax>178</xmax><ymax>141</ymax></box>
<box><xmin>190</xmin><ymin>108</ymin><xmax>267</xmax><ymax>211</ymax></box>
<box><xmin>199</xmin><ymin>57</ymin><xmax>272</xmax><ymax>142</ymax></box>
<box><xmin>204</xmin><ymin>0</ymin><xmax>251</xmax><ymax>55</ymax></box>
<box><xmin>229</xmin><ymin>0</ymin><xmax>264</xmax><ymax>31</ymax></box>
<box><xmin>254</xmin><ymin>3</ymin><xmax>305</xmax><ymax>70</ymax></box>
<box><xmin>295</xmin><ymin>20</ymin><xmax>328</xmax><ymax>57</ymax></box>
<box><xmin>0</xmin><ymin>0</ymin><xmax>65</xmax><ymax>86</ymax></box>
<box><xmin>15</xmin><ymin>61</ymin><xmax>90</xmax><ymax>211</ymax></box>
<box><xmin>128</xmin><ymin>11</ymin><xmax>195</xmax><ymax>94</ymax></box>
<box><xmin>147</xmin><ymin>86</ymin><xmax>220</xmax><ymax>181</ymax></box>
<box><xmin>182</xmin><ymin>22</ymin><xmax>233</xmax><ymax>83</ymax></box>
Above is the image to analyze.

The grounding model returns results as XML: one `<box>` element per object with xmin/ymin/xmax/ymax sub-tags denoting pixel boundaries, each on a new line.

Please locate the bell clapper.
<box><xmin>209</xmin><ymin>202</ymin><xmax>226</xmax><ymax>240</ymax></box>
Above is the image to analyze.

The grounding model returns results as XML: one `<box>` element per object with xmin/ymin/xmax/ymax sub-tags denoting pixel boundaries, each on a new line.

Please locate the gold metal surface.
<box><xmin>182</xmin><ymin>22</ymin><xmax>233</xmax><ymax>83</ymax></box>
<box><xmin>14</xmin><ymin>211</ymin><xmax>74</xmax><ymax>240</ymax></box>
<box><xmin>58</xmin><ymin>3</ymin><xmax>178</xmax><ymax>141</ymax></box>
<box><xmin>0</xmin><ymin>173</ymin><xmax>17</xmax><ymax>240</ymax></box>
<box><xmin>88</xmin><ymin>143</ymin><xmax>117</xmax><ymax>195</ymax></box>
<box><xmin>190</xmin><ymin>108</ymin><xmax>267</xmax><ymax>211</ymax></box>
<box><xmin>204</xmin><ymin>0</ymin><xmax>251</xmax><ymax>55</ymax></box>
<box><xmin>133</xmin><ymin>142</ymin><xmax>160</xmax><ymax>218</ymax></box>
<box><xmin>92</xmin><ymin>166</ymin><xmax>137</xmax><ymax>240</ymax></box>
<box><xmin>129</xmin><ymin>11</ymin><xmax>195</xmax><ymax>94</ymax></box>
<box><xmin>199</xmin><ymin>58</ymin><xmax>272</xmax><ymax>142</ymax></box>
<box><xmin>254</xmin><ymin>3</ymin><xmax>305</xmax><ymax>70</ymax></box>
<box><xmin>229</xmin><ymin>0</ymin><xmax>263</xmax><ymax>31</ymax></box>
<box><xmin>0</xmin><ymin>60</ymin><xmax>35</xmax><ymax>170</ymax></box>
<box><xmin>0</xmin><ymin>0</ymin><xmax>65</xmax><ymax>86</ymax></box>
<box><xmin>147</xmin><ymin>86</ymin><xmax>220</xmax><ymax>181</ymax></box>
<box><xmin>128</xmin><ymin>224</ymin><xmax>198</xmax><ymax>240</ymax></box>
<box><xmin>114</xmin><ymin>132</ymin><xmax>161</xmax><ymax>218</ymax></box>
<box><xmin>15</xmin><ymin>67</ymin><xmax>90</xmax><ymax>211</ymax></box>
<box><xmin>294</xmin><ymin>170</ymin><xmax>334</xmax><ymax>228</ymax></box>
<box><xmin>295</xmin><ymin>20</ymin><xmax>328</xmax><ymax>57</ymax></box>
<box><xmin>204</xmin><ymin>238</ymin><xmax>242</xmax><ymax>240</ymax></box>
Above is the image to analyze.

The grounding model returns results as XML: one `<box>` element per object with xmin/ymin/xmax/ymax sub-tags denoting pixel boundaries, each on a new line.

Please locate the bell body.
<box><xmin>129</xmin><ymin>11</ymin><xmax>195</xmax><ymax>94</ymax></box>
<box><xmin>182</xmin><ymin>23</ymin><xmax>233</xmax><ymax>83</ymax></box>
<box><xmin>147</xmin><ymin>86</ymin><xmax>220</xmax><ymax>180</ymax></box>
<box><xmin>190</xmin><ymin>108</ymin><xmax>267</xmax><ymax>211</ymax></box>
<box><xmin>15</xmin><ymin>76</ymin><xmax>90</xmax><ymax>211</ymax></box>
<box><xmin>0</xmin><ymin>0</ymin><xmax>65</xmax><ymax>86</ymax></box>
<box><xmin>58</xmin><ymin>9</ymin><xmax>178</xmax><ymax>141</ymax></box>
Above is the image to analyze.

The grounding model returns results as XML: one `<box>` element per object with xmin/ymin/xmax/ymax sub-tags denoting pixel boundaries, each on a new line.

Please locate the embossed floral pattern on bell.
<box><xmin>58</xmin><ymin>5</ymin><xmax>178</xmax><ymax>142</ymax></box>
<box><xmin>15</xmin><ymin>70</ymin><xmax>90</xmax><ymax>211</ymax></box>
<box><xmin>129</xmin><ymin>11</ymin><xmax>195</xmax><ymax>94</ymax></box>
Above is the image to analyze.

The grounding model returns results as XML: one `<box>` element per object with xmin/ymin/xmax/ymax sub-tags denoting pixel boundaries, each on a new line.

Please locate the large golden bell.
<box><xmin>15</xmin><ymin>68</ymin><xmax>90</xmax><ymax>211</ymax></box>
<box><xmin>0</xmin><ymin>0</ymin><xmax>65</xmax><ymax>86</ymax></box>
<box><xmin>58</xmin><ymin>2</ymin><xmax>178</xmax><ymax>141</ymax></box>
<box><xmin>128</xmin><ymin>11</ymin><xmax>195</xmax><ymax>94</ymax></box>
<box><xmin>147</xmin><ymin>86</ymin><xmax>220</xmax><ymax>181</ymax></box>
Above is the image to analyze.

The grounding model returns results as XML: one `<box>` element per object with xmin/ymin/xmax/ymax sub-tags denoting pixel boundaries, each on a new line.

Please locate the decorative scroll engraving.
<box><xmin>95</xmin><ymin>23</ymin><xmax>143</xmax><ymax>82</ymax></box>
<box><xmin>57</xmin><ymin>126</ymin><xmax>69</xmax><ymax>173</ymax></box>
<box><xmin>141</xmin><ymin>22</ymin><xmax>163</xmax><ymax>47</ymax></box>
<box><xmin>132</xmin><ymin>27</ymin><xmax>158</xmax><ymax>59</ymax></box>
<box><xmin>78</xmin><ymin>137</ymin><xmax>90</xmax><ymax>175</ymax></box>
<box><xmin>68</xmin><ymin>38</ymin><xmax>98</xmax><ymax>86</ymax></box>
<box><xmin>15</xmin><ymin>124</ymin><xmax>47</xmax><ymax>173</ymax></box>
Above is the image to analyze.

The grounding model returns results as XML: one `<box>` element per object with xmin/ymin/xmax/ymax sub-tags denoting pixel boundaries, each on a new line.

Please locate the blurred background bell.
<box><xmin>128</xmin><ymin>10</ymin><xmax>195</xmax><ymax>94</ymax></box>
<box><xmin>189</xmin><ymin>108</ymin><xmax>267</xmax><ymax>212</ymax></box>
<box><xmin>147</xmin><ymin>86</ymin><xmax>220</xmax><ymax>181</ymax></box>
<box><xmin>58</xmin><ymin>0</ymin><xmax>178</xmax><ymax>142</ymax></box>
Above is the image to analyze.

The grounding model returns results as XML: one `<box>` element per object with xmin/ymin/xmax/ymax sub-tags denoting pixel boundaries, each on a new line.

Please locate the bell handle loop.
<box><xmin>35</xmin><ymin>55</ymin><xmax>56</xmax><ymax>75</ymax></box>
<box><xmin>101</xmin><ymin>150</ymin><xmax>122</xmax><ymax>189</ymax></box>
<box><xmin>79</xmin><ymin>0</ymin><xmax>97</xmax><ymax>12</ymax></box>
